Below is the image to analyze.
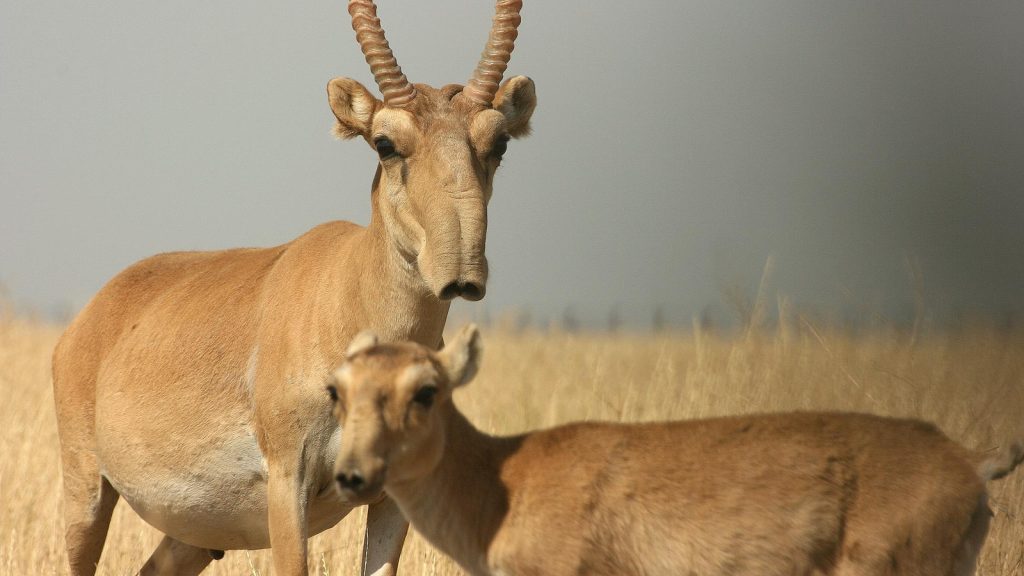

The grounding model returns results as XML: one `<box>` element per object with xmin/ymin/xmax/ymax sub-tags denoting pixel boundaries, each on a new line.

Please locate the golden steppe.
<box><xmin>2</xmin><ymin>311</ymin><xmax>1022</xmax><ymax>574</ymax></box>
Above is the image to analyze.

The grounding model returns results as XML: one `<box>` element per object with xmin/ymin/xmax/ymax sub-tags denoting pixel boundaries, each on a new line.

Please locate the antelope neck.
<box><xmin>386</xmin><ymin>408</ymin><xmax>523</xmax><ymax>574</ymax></box>
<box><xmin>352</xmin><ymin>176</ymin><xmax>450</xmax><ymax>343</ymax></box>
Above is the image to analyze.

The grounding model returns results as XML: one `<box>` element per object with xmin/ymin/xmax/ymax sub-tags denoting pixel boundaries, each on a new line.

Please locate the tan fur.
<box><xmin>330</xmin><ymin>325</ymin><xmax>1021</xmax><ymax>576</ymax></box>
<box><xmin>51</xmin><ymin>79</ymin><xmax>536</xmax><ymax>576</ymax></box>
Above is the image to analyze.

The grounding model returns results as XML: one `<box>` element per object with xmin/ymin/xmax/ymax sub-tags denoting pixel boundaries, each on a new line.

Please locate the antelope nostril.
<box><xmin>460</xmin><ymin>282</ymin><xmax>484</xmax><ymax>301</ymax></box>
<box><xmin>439</xmin><ymin>282</ymin><xmax>463</xmax><ymax>301</ymax></box>
<box><xmin>336</xmin><ymin>471</ymin><xmax>365</xmax><ymax>491</ymax></box>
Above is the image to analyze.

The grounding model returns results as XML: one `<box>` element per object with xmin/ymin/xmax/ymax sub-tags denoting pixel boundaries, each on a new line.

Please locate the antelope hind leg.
<box><xmin>952</xmin><ymin>494</ymin><xmax>992</xmax><ymax>576</ymax></box>
<box><xmin>61</xmin><ymin>470</ymin><xmax>119</xmax><ymax>576</ymax></box>
<box><xmin>138</xmin><ymin>535</ymin><xmax>213</xmax><ymax>576</ymax></box>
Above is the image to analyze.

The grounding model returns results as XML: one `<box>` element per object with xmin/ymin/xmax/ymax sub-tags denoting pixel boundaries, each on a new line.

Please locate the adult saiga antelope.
<box><xmin>330</xmin><ymin>325</ymin><xmax>1024</xmax><ymax>576</ymax></box>
<box><xmin>51</xmin><ymin>1</ymin><xmax>536</xmax><ymax>574</ymax></box>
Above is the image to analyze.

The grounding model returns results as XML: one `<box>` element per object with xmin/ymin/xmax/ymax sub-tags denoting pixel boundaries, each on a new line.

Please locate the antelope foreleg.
<box><xmin>267</xmin><ymin>464</ymin><xmax>310</xmax><ymax>576</ymax></box>
<box><xmin>361</xmin><ymin>496</ymin><xmax>410</xmax><ymax>576</ymax></box>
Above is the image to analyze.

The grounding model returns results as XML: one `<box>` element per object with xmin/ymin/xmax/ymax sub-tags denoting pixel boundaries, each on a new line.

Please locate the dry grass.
<box><xmin>2</xmin><ymin>313</ymin><xmax>1022</xmax><ymax>574</ymax></box>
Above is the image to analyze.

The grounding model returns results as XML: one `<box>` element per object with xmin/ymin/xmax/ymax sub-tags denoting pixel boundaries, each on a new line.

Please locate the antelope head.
<box><xmin>328</xmin><ymin>324</ymin><xmax>481</xmax><ymax>500</ymax></box>
<box><xmin>329</xmin><ymin>0</ymin><xmax>536</xmax><ymax>302</ymax></box>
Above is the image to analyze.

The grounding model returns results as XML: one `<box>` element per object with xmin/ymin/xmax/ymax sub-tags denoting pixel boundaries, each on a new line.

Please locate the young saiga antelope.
<box><xmin>328</xmin><ymin>325</ymin><xmax>1023</xmax><ymax>576</ymax></box>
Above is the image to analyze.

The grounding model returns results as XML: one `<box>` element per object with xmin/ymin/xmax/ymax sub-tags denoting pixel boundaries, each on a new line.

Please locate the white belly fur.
<box><xmin>100</xmin><ymin>423</ymin><xmax>353</xmax><ymax>551</ymax></box>
<box><xmin>101</xmin><ymin>423</ymin><xmax>270</xmax><ymax>549</ymax></box>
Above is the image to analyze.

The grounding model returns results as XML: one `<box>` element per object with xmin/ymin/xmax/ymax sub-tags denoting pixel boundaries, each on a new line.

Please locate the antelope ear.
<box><xmin>493</xmin><ymin>76</ymin><xmax>536</xmax><ymax>139</ymax></box>
<box><xmin>346</xmin><ymin>330</ymin><xmax>379</xmax><ymax>358</ymax></box>
<box><xmin>439</xmin><ymin>324</ymin><xmax>482</xmax><ymax>388</ymax></box>
<box><xmin>327</xmin><ymin>77</ymin><xmax>380</xmax><ymax>140</ymax></box>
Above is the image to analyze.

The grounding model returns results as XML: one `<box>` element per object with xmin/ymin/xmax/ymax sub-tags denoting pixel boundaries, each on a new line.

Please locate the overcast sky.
<box><xmin>2</xmin><ymin>0</ymin><xmax>1022</xmax><ymax>328</ymax></box>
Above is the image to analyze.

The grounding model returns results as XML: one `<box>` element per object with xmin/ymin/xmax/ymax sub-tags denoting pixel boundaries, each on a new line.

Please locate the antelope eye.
<box><xmin>374</xmin><ymin>137</ymin><xmax>398</xmax><ymax>160</ymax></box>
<box><xmin>326</xmin><ymin>384</ymin><xmax>339</xmax><ymax>402</ymax></box>
<box><xmin>492</xmin><ymin>135</ymin><xmax>510</xmax><ymax>159</ymax></box>
<box><xmin>411</xmin><ymin>385</ymin><xmax>438</xmax><ymax>409</ymax></box>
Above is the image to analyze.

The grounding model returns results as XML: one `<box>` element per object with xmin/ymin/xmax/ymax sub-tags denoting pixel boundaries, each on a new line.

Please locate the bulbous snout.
<box><xmin>418</xmin><ymin>191</ymin><xmax>488</xmax><ymax>302</ymax></box>
<box><xmin>426</xmin><ymin>255</ymin><xmax>488</xmax><ymax>302</ymax></box>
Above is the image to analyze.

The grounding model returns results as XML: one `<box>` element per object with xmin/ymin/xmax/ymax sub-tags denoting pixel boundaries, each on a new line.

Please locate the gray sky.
<box><xmin>2</xmin><ymin>0</ymin><xmax>1023</xmax><ymax>328</ymax></box>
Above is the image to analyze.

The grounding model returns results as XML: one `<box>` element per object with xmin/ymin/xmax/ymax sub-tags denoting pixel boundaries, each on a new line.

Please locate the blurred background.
<box><xmin>2</xmin><ymin>0</ymin><xmax>1022</xmax><ymax>330</ymax></box>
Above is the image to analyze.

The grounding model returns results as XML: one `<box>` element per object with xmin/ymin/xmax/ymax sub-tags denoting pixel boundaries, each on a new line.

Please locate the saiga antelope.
<box><xmin>51</xmin><ymin>1</ymin><xmax>536</xmax><ymax>574</ymax></box>
<box><xmin>330</xmin><ymin>325</ymin><xmax>1024</xmax><ymax>576</ymax></box>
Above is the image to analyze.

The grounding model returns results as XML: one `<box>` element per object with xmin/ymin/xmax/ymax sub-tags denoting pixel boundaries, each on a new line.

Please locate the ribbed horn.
<box><xmin>348</xmin><ymin>0</ymin><xmax>416</xmax><ymax>107</ymax></box>
<box><xmin>463</xmin><ymin>0</ymin><xmax>523</xmax><ymax>107</ymax></box>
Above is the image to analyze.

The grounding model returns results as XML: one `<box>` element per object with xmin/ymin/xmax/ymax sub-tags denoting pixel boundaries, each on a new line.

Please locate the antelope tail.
<box><xmin>978</xmin><ymin>441</ymin><xmax>1024</xmax><ymax>482</ymax></box>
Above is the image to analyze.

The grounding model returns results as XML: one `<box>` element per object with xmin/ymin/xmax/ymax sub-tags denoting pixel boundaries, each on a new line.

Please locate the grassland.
<box><xmin>2</xmin><ymin>312</ymin><xmax>1022</xmax><ymax>574</ymax></box>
